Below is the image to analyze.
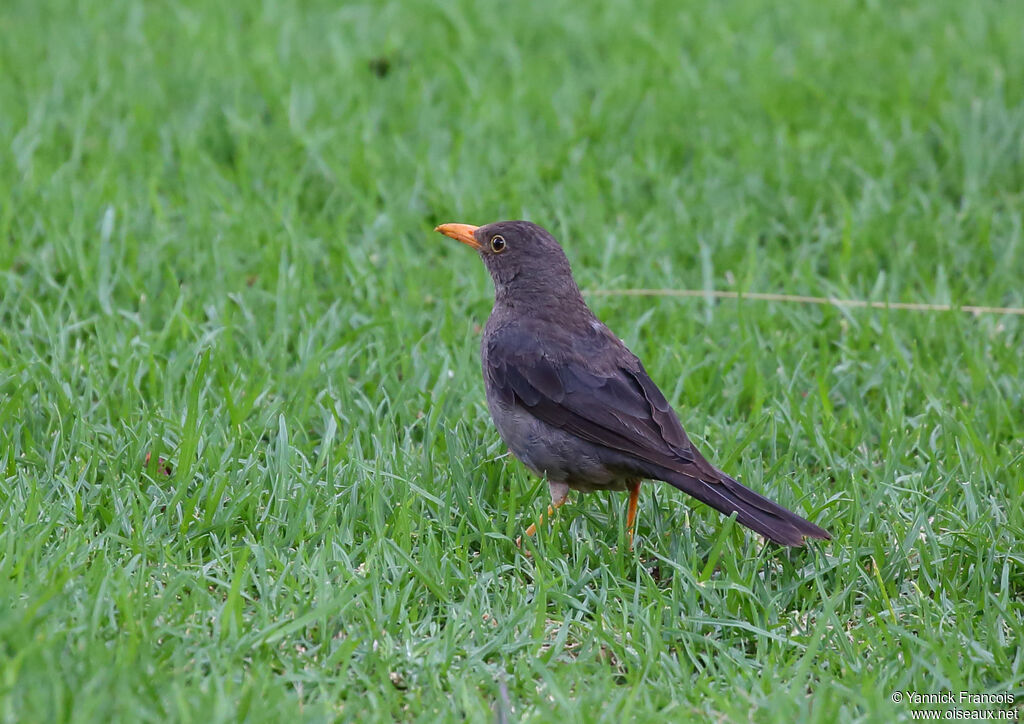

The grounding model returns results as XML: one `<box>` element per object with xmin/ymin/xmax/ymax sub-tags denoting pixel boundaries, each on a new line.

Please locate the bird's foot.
<box><xmin>518</xmin><ymin>494</ymin><xmax>568</xmax><ymax>548</ymax></box>
<box><xmin>626</xmin><ymin>479</ymin><xmax>641</xmax><ymax>552</ymax></box>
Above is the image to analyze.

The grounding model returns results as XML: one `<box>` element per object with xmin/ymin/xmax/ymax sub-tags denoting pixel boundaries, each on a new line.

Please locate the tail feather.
<box><xmin>663</xmin><ymin>470</ymin><xmax>830</xmax><ymax>546</ymax></box>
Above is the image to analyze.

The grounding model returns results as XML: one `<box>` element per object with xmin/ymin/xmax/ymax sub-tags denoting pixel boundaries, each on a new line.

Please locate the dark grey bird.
<box><xmin>435</xmin><ymin>220</ymin><xmax>830</xmax><ymax>547</ymax></box>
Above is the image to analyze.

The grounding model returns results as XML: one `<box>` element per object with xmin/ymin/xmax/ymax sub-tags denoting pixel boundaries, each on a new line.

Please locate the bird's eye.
<box><xmin>490</xmin><ymin>235</ymin><xmax>507</xmax><ymax>253</ymax></box>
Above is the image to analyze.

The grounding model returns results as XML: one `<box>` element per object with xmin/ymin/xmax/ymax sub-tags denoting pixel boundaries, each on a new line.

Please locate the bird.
<box><xmin>434</xmin><ymin>220</ymin><xmax>830</xmax><ymax>548</ymax></box>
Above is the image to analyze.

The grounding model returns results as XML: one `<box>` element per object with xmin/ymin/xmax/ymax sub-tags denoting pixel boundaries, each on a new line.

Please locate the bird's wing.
<box><xmin>485</xmin><ymin>323</ymin><xmax>704</xmax><ymax>474</ymax></box>
<box><xmin>485</xmin><ymin>321</ymin><xmax>831</xmax><ymax>545</ymax></box>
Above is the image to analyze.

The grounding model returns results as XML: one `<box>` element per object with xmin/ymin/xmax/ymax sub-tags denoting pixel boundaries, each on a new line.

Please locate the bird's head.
<box><xmin>434</xmin><ymin>220</ymin><xmax>583</xmax><ymax>307</ymax></box>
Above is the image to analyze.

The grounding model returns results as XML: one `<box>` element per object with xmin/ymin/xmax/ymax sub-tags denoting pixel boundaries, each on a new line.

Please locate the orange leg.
<box><xmin>524</xmin><ymin>495</ymin><xmax>567</xmax><ymax>538</ymax></box>
<box><xmin>626</xmin><ymin>479</ymin><xmax>642</xmax><ymax>550</ymax></box>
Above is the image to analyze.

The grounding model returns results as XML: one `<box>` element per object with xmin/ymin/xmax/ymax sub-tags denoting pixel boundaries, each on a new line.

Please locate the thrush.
<box><xmin>435</xmin><ymin>220</ymin><xmax>830</xmax><ymax>548</ymax></box>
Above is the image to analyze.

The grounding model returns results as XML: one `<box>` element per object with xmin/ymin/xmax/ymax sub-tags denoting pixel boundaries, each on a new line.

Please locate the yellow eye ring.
<box><xmin>490</xmin><ymin>235</ymin><xmax>507</xmax><ymax>253</ymax></box>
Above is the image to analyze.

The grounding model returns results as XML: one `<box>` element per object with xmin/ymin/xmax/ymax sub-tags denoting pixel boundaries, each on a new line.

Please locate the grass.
<box><xmin>1</xmin><ymin>0</ymin><xmax>1023</xmax><ymax>721</ymax></box>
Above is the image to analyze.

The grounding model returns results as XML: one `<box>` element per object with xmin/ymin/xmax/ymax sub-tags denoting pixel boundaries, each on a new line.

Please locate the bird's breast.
<box><xmin>482</xmin><ymin>385</ymin><xmax>629</xmax><ymax>492</ymax></box>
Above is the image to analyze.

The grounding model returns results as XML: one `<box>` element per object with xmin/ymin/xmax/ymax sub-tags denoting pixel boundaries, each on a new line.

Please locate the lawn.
<box><xmin>1</xmin><ymin>0</ymin><xmax>1022</xmax><ymax>721</ymax></box>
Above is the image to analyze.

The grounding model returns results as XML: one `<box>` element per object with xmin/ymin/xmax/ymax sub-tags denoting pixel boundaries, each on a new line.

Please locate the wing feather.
<box><xmin>485</xmin><ymin>324</ymin><xmax>698</xmax><ymax>473</ymax></box>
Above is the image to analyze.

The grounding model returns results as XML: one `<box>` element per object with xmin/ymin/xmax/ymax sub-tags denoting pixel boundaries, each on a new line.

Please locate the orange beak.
<box><xmin>435</xmin><ymin>223</ymin><xmax>481</xmax><ymax>250</ymax></box>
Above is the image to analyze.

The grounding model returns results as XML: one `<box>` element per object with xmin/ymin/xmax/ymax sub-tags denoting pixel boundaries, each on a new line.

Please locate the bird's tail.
<box><xmin>663</xmin><ymin>470</ymin><xmax>830</xmax><ymax>546</ymax></box>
